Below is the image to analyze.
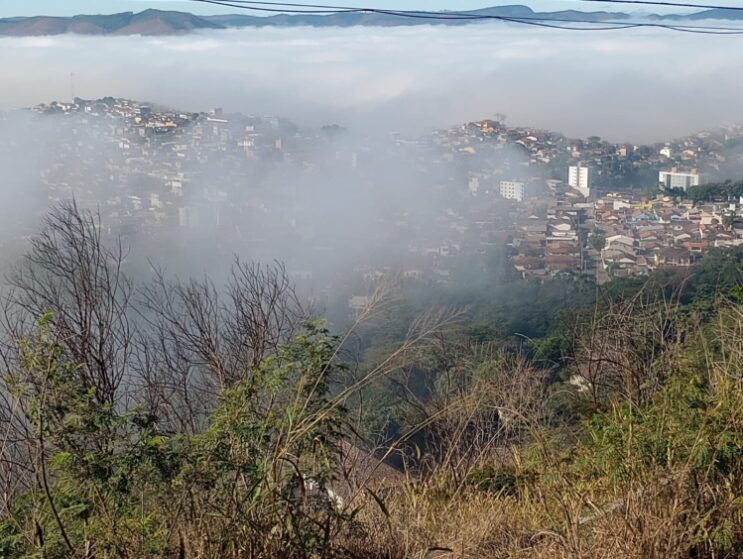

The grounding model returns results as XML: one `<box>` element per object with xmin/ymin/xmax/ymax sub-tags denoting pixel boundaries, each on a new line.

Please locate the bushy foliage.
<box><xmin>0</xmin><ymin>318</ymin><xmax>353</xmax><ymax>559</ymax></box>
<box><xmin>2</xmin><ymin>204</ymin><xmax>743</xmax><ymax>559</ymax></box>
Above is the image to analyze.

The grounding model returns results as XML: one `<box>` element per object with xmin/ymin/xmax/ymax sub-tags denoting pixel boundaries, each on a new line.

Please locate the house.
<box><xmin>605</xmin><ymin>235</ymin><xmax>636</xmax><ymax>252</ymax></box>
<box><xmin>654</xmin><ymin>247</ymin><xmax>693</xmax><ymax>268</ymax></box>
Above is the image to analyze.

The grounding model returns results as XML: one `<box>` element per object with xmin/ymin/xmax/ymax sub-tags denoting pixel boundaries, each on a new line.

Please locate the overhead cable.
<box><xmin>189</xmin><ymin>0</ymin><xmax>743</xmax><ymax>33</ymax></box>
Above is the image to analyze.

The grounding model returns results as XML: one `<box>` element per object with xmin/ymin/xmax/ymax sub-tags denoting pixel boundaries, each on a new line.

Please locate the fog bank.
<box><xmin>1</xmin><ymin>24</ymin><xmax>742</xmax><ymax>141</ymax></box>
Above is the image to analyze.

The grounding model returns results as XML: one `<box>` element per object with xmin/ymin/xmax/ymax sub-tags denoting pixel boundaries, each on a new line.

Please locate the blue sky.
<box><xmin>0</xmin><ymin>0</ymin><xmax>720</xmax><ymax>17</ymax></box>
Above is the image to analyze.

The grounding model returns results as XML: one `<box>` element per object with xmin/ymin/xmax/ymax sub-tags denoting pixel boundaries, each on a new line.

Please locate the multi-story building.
<box><xmin>568</xmin><ymin>164</ymin><xmax>590</xmax><ymax>198</ymax></box>
<box><xmin>499</xmin><ymin>180</ymin><xmax>525</xmax><ymax>202</ymax></box>
<box><xmin>659</xmin><ymin>169</ymin><xmax>701</xmax><ymax>191</ymax></box>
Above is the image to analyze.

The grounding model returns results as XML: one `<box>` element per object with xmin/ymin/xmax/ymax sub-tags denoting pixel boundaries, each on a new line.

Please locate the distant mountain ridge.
<box><xmin>0</xmin><ymin>10</ymin><xmax>221</xmax><ymax>36</ymax></box>
<box><xmin>0</xmin><ymin>6</ymin><xmax>740</xmax><ymax>36</ymax></box>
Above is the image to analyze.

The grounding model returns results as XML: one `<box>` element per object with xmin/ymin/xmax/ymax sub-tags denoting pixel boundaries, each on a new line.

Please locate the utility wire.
<box><xmin>196</xmin><ymin>0</ymin><xmax>743</xmax><ymax>18</ymax></box>
<box><xmin>190</xmin><ymin>0</ymin><xmax>743</xmax><ymax>32</ymax></box>
<box><xmin>193</xmin><ymin>0</ymin><xmax>637</xmax><ymax>30</ymax></box>
<box><xmin>577</xmin><ymin>0</ymin><xmax>743</xmax><ymax>12</ymax></box>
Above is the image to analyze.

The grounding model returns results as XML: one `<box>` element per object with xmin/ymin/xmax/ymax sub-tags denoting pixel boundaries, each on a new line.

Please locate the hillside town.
<box><xmin>11</xmin><ymin>97</ymin><xmax>743</xmax><ymax>296</ymax></box>
<box><xmin>426</xmin><ymin>117</ymin><xmax>743</xmax><ymax>284</ymax></box>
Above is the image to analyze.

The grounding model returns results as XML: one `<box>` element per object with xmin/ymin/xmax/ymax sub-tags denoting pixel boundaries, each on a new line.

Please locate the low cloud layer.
<box><xmin>1</xmin><ymin>23</ymin><xmax>743</xmax><ymax>142</ymax></box>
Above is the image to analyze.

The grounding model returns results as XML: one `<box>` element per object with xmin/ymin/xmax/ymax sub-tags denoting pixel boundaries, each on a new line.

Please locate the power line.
<box><xmin>192</xmin><ymin>0</ymin><xmax>361</xmax><ymax>13</ymax></box>
<box><xmin>578</xmin><ymin>0</ymin><xmax>743</xmax><ymax>12</ymax></box>
<box><xmin>194</xmin><ymin>0</ymin><xmax>357</xmax><ymax>13</ymax></box>
<box><xmin>189</xmin><ymin>0</ymin><xmax>743</xmax><ymax>33</ymax></box>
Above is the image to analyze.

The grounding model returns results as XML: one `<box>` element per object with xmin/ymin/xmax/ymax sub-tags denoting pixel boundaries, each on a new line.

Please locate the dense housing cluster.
<box><xmin>14</xmin><ymin>97</ymin><xmax>743</xmax><ymax>298</ymax></box>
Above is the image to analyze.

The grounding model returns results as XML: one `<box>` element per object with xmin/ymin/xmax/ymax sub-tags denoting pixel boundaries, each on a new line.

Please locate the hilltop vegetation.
<box><xmin>0</xmin><ymin>202</ymin><xmax>741</xmax><ymax>558</ymax></box>
<box><xmin>686</xmin><ymin>179</ymin><xmax>743</xmax><ymax>203</ymax></box>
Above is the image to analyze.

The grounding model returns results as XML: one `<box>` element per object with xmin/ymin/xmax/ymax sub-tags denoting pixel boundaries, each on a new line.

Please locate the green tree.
<box><xmin>0</xmin><ymin>319</ymin><xmax>354</xmax><ymax>559</ymax></box>
<box><xmin>588</xmin><ymin>229</ymin><xmax>607</xmax><ymax>252</ymax></box>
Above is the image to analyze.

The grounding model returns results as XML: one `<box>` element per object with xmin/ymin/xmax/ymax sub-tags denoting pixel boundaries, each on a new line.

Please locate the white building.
<box><xmin>568</xmin><ymin>164</ymin><xmax>590</xmax><ymax>198</ymax></box>
<box><xmin>149</xmin><ymin>193</ymin><xmax>162</xmax><ymax>209</ymax></box>
<box><xmin>659</xmin><ymin>170</ymin><xmax>701</xmax><ymax>191</ymax></box>
<box><xmin>499</xmin><ymin>180</ymin><xmax>525</xmax><ymax>202</ymax></box>
<box><xmin>178</xmin><ymin>206</ymin><xmax>199</xmax><ymax>228</ymax></box>
<box><xmin>348</xmin><ymin>295</ymin><xmax>370</xmax><ymax>314</ymax></box>
<box><xmin>468</xmin><ymin>177</ymin><xmax>480</xmax><ymax>196</ymax></box>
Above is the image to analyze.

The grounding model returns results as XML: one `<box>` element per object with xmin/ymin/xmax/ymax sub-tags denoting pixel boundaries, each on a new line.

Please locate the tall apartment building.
<box><xmin>568</xmin><ymin>164</ymin><xmax>590</xmax><ymax>198</ymax></box>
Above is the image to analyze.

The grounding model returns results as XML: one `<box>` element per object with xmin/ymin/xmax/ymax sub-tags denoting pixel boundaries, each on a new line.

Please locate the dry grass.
<box><xmin>338</xmin><ymin>301</ymin><xmax>743</xmax><ymax>559</ymax></box>
<box><xmin>348</xmin><ymin>483</ymin><xmax>531</xmax><ymax>558</ymax></box>
<box><xmin>343</xmin><ymin>464</ymin><xmax>742</xmax><ymax>559</ymax></box>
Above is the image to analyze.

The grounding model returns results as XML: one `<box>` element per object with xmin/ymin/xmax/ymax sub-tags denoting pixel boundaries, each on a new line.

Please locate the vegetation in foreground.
<box><xmin>0</xmin><ymin>201</ymin><xmax>741</xmax><ymax>558</ymax></box>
